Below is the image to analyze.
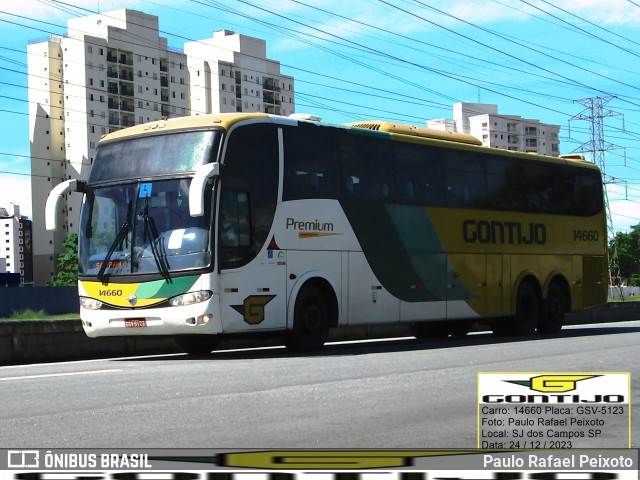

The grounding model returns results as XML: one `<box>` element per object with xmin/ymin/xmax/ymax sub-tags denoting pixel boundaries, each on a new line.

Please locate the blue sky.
<box><xmin>1</xmin><ymin>0</ymin><xmax>640</xmax><ymax>234</ymax></box>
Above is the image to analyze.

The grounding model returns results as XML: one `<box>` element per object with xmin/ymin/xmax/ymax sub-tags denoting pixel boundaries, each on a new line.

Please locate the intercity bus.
<box><xmin>46</xmin><ymin>113</ymin><xmax>608</xmax><ymax>354</ymax></box>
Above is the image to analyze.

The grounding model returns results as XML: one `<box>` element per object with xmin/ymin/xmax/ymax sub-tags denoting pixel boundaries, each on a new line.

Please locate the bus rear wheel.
<box><xmin>493</xmin><ymin>282</ymin><xmax>539</xmax><ymax>336</ymax></box>
<box><xmin>175</xmin><ymin>335</ymin><xmax>218</xmax><ymax>355</ymax></box>
<box><xmin>512</xmin><ymin>282</ymin><xmax>540</xmax><ymax>335</ymax></box>
<box><xmin>538</xmin><ymin>282</ymin><xmax>566</xmax><ymax>334</ymax></box>
<box><xmin>284</xmin><ymin>286</ymin><xmax>329</xmax><ymax>353</ymax></box>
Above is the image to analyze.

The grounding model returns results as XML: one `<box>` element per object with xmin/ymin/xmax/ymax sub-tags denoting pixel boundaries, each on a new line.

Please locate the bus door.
<box><xmin>216</xmin><ymin>190</ymin><xmax>287</xmax><ymax>333</ymax></box>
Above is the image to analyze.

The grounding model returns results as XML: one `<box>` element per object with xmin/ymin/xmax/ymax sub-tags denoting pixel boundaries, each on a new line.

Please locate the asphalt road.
<box><xmin>1</xmin><ymin>321</ymin><xmax>638</xmax><ymax>448</ymax></box>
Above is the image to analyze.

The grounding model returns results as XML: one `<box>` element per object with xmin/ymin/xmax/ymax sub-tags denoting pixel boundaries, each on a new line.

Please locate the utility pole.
<box><xmin>570</xmin><ymin>96</ymin><xmax>624</xmax><ymax>291</ymax></box>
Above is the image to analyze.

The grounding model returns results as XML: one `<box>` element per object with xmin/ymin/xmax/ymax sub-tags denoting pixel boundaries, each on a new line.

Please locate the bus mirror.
<box><xmin>45</xmin><ymin>179</ymin><xmax>81</xmax><ymax>231</ymax></box>
<box><xmin>189</xmin><ymin>162</ymin><xmax>220</xmax><ymax>217</ymax></box>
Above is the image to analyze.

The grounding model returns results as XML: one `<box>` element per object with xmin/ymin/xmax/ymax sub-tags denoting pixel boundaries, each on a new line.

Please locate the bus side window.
<box><xmin>340</xmin><ymin>134</ymin><xmax>393</xmax><ymax>201</ymax></box>
<box><xmin>443</xmin><ymin>150</ymin><xmax>486</xmax><ymax>208</ymax></box>
<box><xmin>283</xmin><ymin>127</ymin><xmax>340</xmax><ymax>200</ymax></box>
<box><xmin>394</xmin><ymin>144</ymin><xmax>444</xmax><ymax>206</ymax></box>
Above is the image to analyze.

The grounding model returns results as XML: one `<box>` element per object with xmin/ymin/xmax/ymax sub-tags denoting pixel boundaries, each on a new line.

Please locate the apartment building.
<box><xmin>0</xmin><ymin>204</ymin><xmax>33</xmax><ymax>285</ymax></box>
<box><xmin>28</xmin><ymin>9</ymin><xmax>296</xmax><ymax>286</ymax></box>
<box><xmin>428</xmin><ymin>102</ymin><xmax>561</xmax><ymax>156</ymax></box>
<box><xmin>28</xmin><ymin>9</ymin><xmax>190</xmax><ymax>285</ymax></box>
<box><xmin>185</xmin><ymin>30</ymin><xmax>295</xmax><ymax>116</ymax></box>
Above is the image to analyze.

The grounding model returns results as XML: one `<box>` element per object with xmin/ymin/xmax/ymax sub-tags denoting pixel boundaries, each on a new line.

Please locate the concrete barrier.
<box><xmin>0</xmin><ymin>302</ymin><xmax>638</xmax><ymax>365</ymax></box>
<box><xmin>0</xmin><ymin>287</ymin><xmax>78</xmax><ymax>317</ymax></box>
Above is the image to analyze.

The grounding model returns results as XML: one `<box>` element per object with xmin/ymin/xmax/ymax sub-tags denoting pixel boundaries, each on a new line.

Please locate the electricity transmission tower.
<box><xmin>570</xmin><ymin>96</ymin><xmax>624</xmax><ymax>287</ymax></box>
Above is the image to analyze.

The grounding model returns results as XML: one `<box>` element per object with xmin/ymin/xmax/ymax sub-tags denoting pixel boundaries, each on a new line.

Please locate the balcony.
<box><xmin>119</xmin><ymin>85</ymin><xmax>134</xmax><ymax>97</ymax></box>
<box><xmin>160</xmin><ymin>77</ymin><xmax>168</xmax><ymax>87</ymax></box>
<box><xmin>119</xmin><ymin>70</ymin><xmax>134</xmax><ymax>82</ymax></box>
<box><xmin>121</xmin><ymin>102</ymin><xmax>134</xmax><ymax>113</ymax></box>
<box><xmin>108</xmin><ymin>116</ymin><xmax>120</xmax><ymax>126</ymax></box>
<box><xmin>107</xmin><ymin>70</ymin><xmax>118</xmax><ymax>79</ymax></box>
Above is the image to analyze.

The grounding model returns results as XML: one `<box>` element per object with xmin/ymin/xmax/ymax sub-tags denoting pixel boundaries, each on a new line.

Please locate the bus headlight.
<box><xmin>80</xmin><ymin>297</ymin><xmax>103</xmax><ymax>310</ymax></box>
<box><xmin>168</xmin><ymin>290</ymin><xmax>212</xmax><ymax>307</ymax></box>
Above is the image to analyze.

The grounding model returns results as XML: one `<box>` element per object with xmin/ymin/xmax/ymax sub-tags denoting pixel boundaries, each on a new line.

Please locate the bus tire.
<box><xmin>284</xmin><ymin>285</ymin><xmax>329</xmax><ymax>353</ymax></box>
<box><xmin>538</xmin><ymin>282</ymin><xmax>566</xmax><ymax>334</ymax></box>
<box><xmin>512</xmin><ymin>281</ymin><xmax>540</xmax><ymax>336</ymax></box>
<box><xmin>175</xmin><ymin>335</ymin><xmax>218</xmax><ymax>355</ymax></box>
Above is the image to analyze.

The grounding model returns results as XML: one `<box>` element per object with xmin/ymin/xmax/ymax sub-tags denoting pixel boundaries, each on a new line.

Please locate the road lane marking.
<box><xmin>0</xmin><ymin>369</ymin><xmax>122</xmax><ymax>382</ymax></box>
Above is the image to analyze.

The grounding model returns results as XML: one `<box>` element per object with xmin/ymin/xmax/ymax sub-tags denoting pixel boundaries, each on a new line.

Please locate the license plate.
<box><xmin>124</xmin><ymin>318</ymin><xmax>147</xmax><ymax>328</ymax></box>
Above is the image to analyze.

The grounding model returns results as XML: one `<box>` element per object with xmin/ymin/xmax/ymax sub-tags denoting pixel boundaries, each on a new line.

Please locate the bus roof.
<box><xmin>98</xmin><ymin>113</ymin><xmax>600</xmax><ymax>172</ymax></box>
<box><xmin>343</xmin><ymin>120</ymin><xmax>483</xmax><ymax>146</ymax></box>
<box><xmin>99</xmin><ymin>112</ymin><xmax>271</xmax><ymax>143</ymax></box>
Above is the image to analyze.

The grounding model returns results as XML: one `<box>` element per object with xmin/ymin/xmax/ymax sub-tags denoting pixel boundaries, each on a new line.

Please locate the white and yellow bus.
<box><xmin>46</xmin><ymin>113</ymin><xmax>608</xmax><ymax>354</ymax></box>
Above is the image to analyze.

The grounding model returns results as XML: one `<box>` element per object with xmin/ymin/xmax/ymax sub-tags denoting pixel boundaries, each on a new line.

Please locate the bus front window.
<box><xmin>79</xmin><ymin>178</ymin><xmax>212</xmax><ymax>278</ymax></box>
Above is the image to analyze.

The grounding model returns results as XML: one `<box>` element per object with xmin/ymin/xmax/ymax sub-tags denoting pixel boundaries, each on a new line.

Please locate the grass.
<box><xmin>0</xmin><ymin>309</ymin><xmax>79</xmax><ymax>322</ymax></box>
<box><xmin>608</xmin><ymin>296</ymin><xmax>638</xmax><ymax>303</ymax></box>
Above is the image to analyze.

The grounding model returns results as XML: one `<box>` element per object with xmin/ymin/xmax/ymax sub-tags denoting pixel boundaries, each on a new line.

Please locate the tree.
<box><xmin>49</xmin><ymin>233</ymin><xmax>78</xmax><ymax>286</ymax></box>
<box><xmin>609</xmin><ymin>224</ymin><xmax>640</xmax><ymax>285</ymax></box>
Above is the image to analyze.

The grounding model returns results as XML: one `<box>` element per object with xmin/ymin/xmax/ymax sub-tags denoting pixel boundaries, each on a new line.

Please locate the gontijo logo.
<box><xmin>480</xmin><ymin>373</ymin><xmax>627</xmax><ymax>404</ymax></box>
<box><xmin>505</xmin><ymin>374</ymin><xmax>600</xmax><ymax>393</ymax></box>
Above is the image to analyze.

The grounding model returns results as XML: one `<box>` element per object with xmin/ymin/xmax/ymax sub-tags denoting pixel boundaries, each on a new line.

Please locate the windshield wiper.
<box><xmin>142</xmin><ymin>198</ymin><xmax>173</xmax><ymax>283</ymax></box>
<box><xmin>97</xmin><ymin>200</ymin><xmax>132</xmax><ymax>284</ymax></box>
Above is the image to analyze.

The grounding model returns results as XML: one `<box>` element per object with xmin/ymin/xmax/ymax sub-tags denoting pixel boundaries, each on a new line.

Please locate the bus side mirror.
<box><xmin>45</xmin><ymin>179</ymin><xmax>83</xmax><ymax>231</ymax></box>
<box><xmin>189</xmin><ymin>162</ymin><xmax>220</xmax><ymax>217</ymax></box>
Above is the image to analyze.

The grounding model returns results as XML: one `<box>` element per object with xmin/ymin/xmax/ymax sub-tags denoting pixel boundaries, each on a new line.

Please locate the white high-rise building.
<box><xmin>0</xmin><ymin>204</ymin><xmax>33</xmax><ymax>285</ymax></box>
<box><xmin>428</xmin><ymin>102</ymin><xmax>561</xmax><ymax>156</ymax></box>
<box><xmin>28</xmin><ymin>10</ymin><xmax>296</xmax><ymax>286</ymax></box>
<box><xmin>28</xmin><ymin>10</ymin><xmax>189</xmax><ymax>286</ymax></box>
<box><xmin>185</xmin><ymin>30</ymin><xmax>295</xmax><ymax>116</ymax></box>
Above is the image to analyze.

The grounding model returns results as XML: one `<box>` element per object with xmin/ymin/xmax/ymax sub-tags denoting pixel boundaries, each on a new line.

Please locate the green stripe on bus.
<box><xmin>341</xmin><ymin>201</ymin><xmax>475</xmax><ymax>302</ymax></box>
<box><xmin>135</xmin><ymin>275</ymin><xmax>199</xmax><ymax>299</ymax></box>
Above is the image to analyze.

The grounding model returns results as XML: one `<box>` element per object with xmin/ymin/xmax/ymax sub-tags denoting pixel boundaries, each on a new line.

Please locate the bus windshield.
<box><xmin>78</xmin><ymin>177</ymin><xmax>212</xmax><ymax>278</ymax></box>
<box><xmin>89</xmin><ymin>130</ymin><xmax>220</xmax><ymax>183</ymax></box>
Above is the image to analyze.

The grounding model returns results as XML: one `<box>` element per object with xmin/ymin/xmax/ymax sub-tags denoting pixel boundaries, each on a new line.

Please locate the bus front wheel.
<box><xmin>284</xmin><ymin>286</ymin><xmax>329</xmax><ymax>353</ymax></box>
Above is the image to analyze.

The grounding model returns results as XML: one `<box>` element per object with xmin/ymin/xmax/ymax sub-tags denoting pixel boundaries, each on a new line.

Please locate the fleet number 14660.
<box><xmin>573</xmin><ymin>230</ymin><xmax>599</xmax><ymax>241</ymax></box>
